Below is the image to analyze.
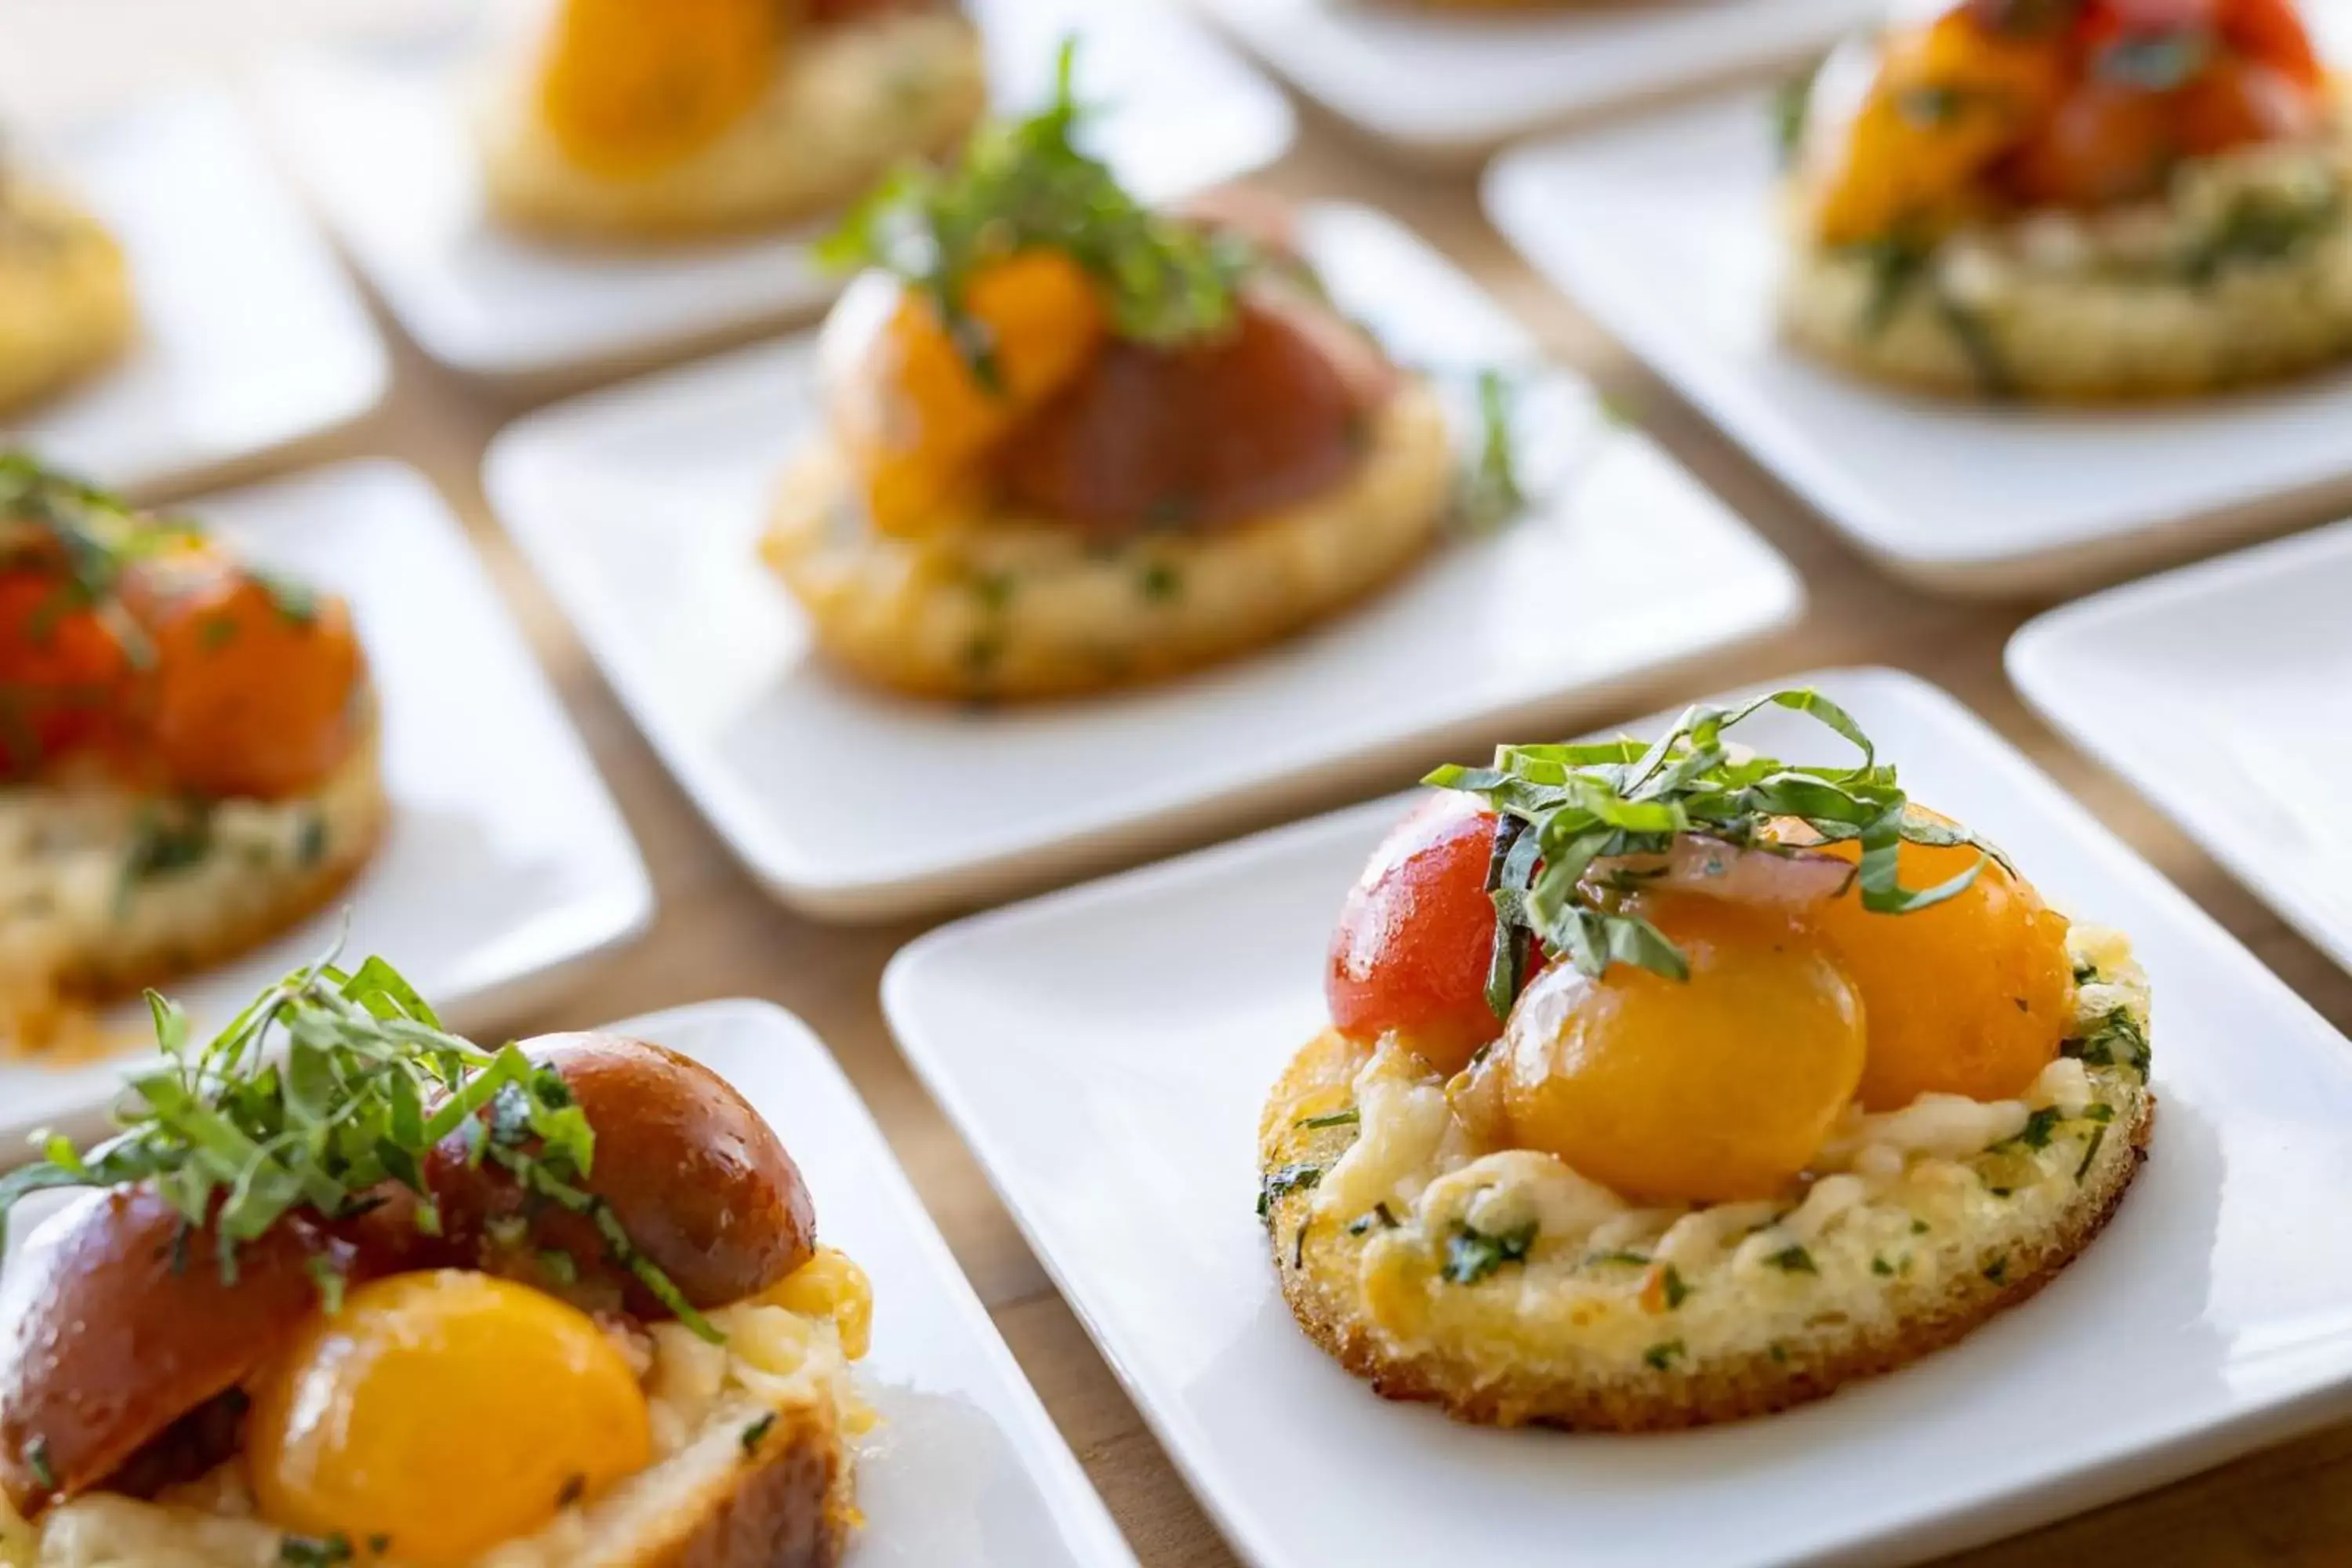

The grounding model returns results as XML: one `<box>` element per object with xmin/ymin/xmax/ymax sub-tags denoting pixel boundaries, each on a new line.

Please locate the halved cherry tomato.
<box><xmin>1998</xmin><ymin>78</ymin><xmax>2177</xmax><ymax>205</ymax></box>
<box><xmin>993</xmin><ymin>297</ymin><xmax>1363</xmax><ymax>533</ymax></box>
<box><xmin>1327</xmin><ymin>793</ymin><xmax>1506</xmax><ymax>1076</ymax></box>
<box><xmin>0</xmin><ymin>566</ymin><xmax>135</xmax><ymax>776</ymax></box>
<box><xmin>827</xmin><ymin>252</ymin><xmax>1108</xmax><ymax>535</ymax></box>
<box><xmin>2176</xmin><ymin>53</ymin><xmax>2325</xmax><ymax>155</ymax></box>
<box><xmin>2220</xmin><ymin>0</ymin><xmax>2325</xmax><ymax>85</ymax></box>
<box><xmin>536</xmin><ymin>0</ymin><xmax>782</xmax><ymax>178</ymax></box>
<box><xmin>1806</xmin><ymin>10</ymin><xmax>2071</xmax><ymax>244</ymax></box>
<box><xmin>131</xmin><ymin>555</ymin><xmax>366</xmax><ymax>800</ymax></box>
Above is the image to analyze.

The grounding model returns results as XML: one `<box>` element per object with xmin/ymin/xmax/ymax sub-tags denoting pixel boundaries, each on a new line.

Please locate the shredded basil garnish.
<box><xmin>1442</xmin><ymin>1220</ymin><xmax>1538</xmax><ymax>1285</ymax></box>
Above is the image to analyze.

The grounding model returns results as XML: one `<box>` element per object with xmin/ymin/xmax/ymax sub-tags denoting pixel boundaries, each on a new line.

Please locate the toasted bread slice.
<box><xmin>761</xmin><ymin>377</ymin><xmax>1454</xmax><ymax>702</ymax></box>
<box><xmin>0</xmin><ymin>719</ymin><xmax>387</xmax><ymax>1057</ymax></box>
<box><xmin>475</xmin><ymin>8</ymin><xmax>986</xmax><ymax>244</ymax></box>
<box><xmin>0</xmin><ymin>178</ymin><xmax>133</xmax><ymax>417</ymax></box>
<box><xmin>1261</xmin><ymin>929</ymin><xmax>2155</xmax><ymax>1430</ymax></box>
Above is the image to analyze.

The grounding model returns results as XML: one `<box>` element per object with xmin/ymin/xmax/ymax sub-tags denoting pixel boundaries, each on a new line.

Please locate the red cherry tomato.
<box><xmin>1998</xmin><ymin>78</ymin><xmax>2177</xmax><ymax>205</ymax></box>
<box><xmin>1326</xmin><ymin>793</ymin><xmax>1505</xmax><ymax>1076</ymax></box>
<box><xmin>2078</xmin><ymin>0</ymin><xmax>2218</xmax><ymax>36</ymax></box>
<box><xmin>0</xmin><ymin>566</ymin><xmax>136</xmax><ymax>778</ymax></box>
<box><xmin>2220</xmin><ymin>0</ymin><xmax>2325</xmax><ymax>86</ymax></box>
<box><xmin>2177</xmin><ymin>53</ymin><xmax>2324</xmax><ymax>154</ymax></box>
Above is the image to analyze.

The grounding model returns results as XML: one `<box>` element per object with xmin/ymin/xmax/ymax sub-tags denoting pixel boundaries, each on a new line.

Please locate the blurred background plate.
<box><xmin>7</xmin><ymin>88</ymin><xmax>388</xmax><ymax>500</ymax></box>
<box><xmin>0</xmin><ymin>461</ymin><xmax>651</xmax><ymax>1146</ymax></box>
<box><xmin>260</xmin><ymin>0</ymin><xmax>1296</xmax><ymax>385</ymax></box>
<box><xmin>483</xmin><ymin>202</ymin><xmax>1802</xmax><ymax>919</ymax></box>
<box><xmin>2009</xmin><ymin>517</ymin><xmax>2352</xmax><ymax>982</ymax></box>
<box><xmin>1184</xmin><ymin>0</ymin><xmax>1877</xmax><ymax>164</ymax></box>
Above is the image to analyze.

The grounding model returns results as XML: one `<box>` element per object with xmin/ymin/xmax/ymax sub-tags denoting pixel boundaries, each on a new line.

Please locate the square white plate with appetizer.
<box><xmin>484</xmin><ymin>199</ymin><xmax>1802</xmax><ymax>919</ymax></box>
<box><xmin>0</xmin><ymin>459</ymin><xmax>651</xmax><ymax>1149</ymax></box>
<box><xmin>6</xmin><ymin>89</ymin><xmax>387</xmax><ymax>499</ymax></box>
<box><xmin>0</xmin><ymin>993</ymin><xmax>1136</xmax><ymax>1567</ymax></box>
<box><xmin>2009</xmin><ymin>516</ymin><xmax>2352</xmax><ymax>981</ymax></box>
<box><xmin>261</xmin><ymin>0</ymin><xmax>1294</xmax><ymax>382</ymax></box>
<box><xmin>1484</xmin><ymin>74</ymin><xmax>2352</xmax><ymax>597</ymax></box>
<box><xmin>884</xmin><ymin>665</ymin><xmax>2352</xmax><ymax>1568</ymax></box>
<box><xmin>1185</xmin><ymin>0</ymin><xmax>1877</xmax><ymax>162</ymax></box>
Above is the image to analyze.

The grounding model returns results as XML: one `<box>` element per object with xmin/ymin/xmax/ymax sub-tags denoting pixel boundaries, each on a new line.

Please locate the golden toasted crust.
<box><xmin>626</xmin><ymin>1397</ymin><xmax>851</xmax><ymax>1568</ymax></box>
<box><xmin>761</xmin><ymin>379</ymin><xmax>1454</xmax><ymax>702</ymax></box>
<box><xmin>1261</xmin><ymin>1031</ymin><xmax>2154</xmax><ymax>1431</ymax></box>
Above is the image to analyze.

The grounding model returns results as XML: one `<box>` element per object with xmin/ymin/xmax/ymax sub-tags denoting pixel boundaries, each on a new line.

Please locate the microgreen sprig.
<box><xmin>1428</xmin><ymin>689</ymin><xmax>1997</xmax><ymax>1017</ymax></box>
<box><xmin>818</xmin><ymin>39</ymin><xmax>1254</xmax><ymax>372</ymax></box>
<box><xmin>0</xmin><ymin>942</ymin><xmax>718</xmax><ymax>1341</ymax></box>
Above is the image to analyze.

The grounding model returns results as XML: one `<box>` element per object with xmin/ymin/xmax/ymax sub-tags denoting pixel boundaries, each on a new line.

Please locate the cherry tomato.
<box><xmin>130</xmin><ymin>555</ymin><xmax>366</xmax><ymax>800</ymax></box>
<box><xmin>2177</xmin><ymin>53</ymin><xmax>2325</xmax><ymax>154</ymax></box>
<box><xmin>2077</xmin><ymin>0</ymin><xmax>2219</xmax><ymax>39</ymax></box>
<box><xmin>1326</xmin><ymin>793</ymin><xmax>1505</xmax><ymax>1076</ymax></box>
<box><xmin>2220</xmin><ymin>0</ymin><xmax>2324</xmax><ymax>85</ymax></box>
<box><xmin>993</xmin><ymin>297</ymin><xmax>1365</xmax><ymax>533</ymax></box>
<box><xmin>535</xmin><ymin>0</ymin><xmax>781</xmax><ymax>178</ymax></box>
<box><xmin>1998</xmin><ymin>78</ymin><xmax>2177</xmax><ymax>205</ymax></box>
<box><xmin>0</xmin><ymin>565</ymin><xmax>135</xmax><ymax>776</ymax></box>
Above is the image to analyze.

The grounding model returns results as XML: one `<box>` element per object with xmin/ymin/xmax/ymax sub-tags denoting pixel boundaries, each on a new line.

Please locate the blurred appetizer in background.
<box><xmin>1782</xmin><ymin>0</ymin><xmax>2347</xmax><ymax>400</ymax></box>
<box><xmin>0</xmin><ymin>958</ymin><xmax>874</xmax><ymax>1568</ymax></box>
<box><xmin>477</xmin><ymin>0</ymin><xmax>988</xmax><ymax>242</ymax></box>
<box><xmin>768</xmin><ymin>47</ymin><xmax>1462</xmax><ymax>702</ymax></box>
<box><xmin>0</xmin><ymin>458</ymin><xmax>382</xmax><ymax>1058</ymax></box>
<box><xmin>1261</xmin><ymin>691</ymin><xmax>2153</xmax><ymax>1428</ymax></box>
<box><xmin>0</xmin><ymin>162</ymin><xmax>132</xmax><ymax>416</ymax></box>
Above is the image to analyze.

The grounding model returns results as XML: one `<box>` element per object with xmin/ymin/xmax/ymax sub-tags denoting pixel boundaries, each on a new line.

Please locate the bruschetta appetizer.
<box><xmin>0</xmin><ymin>168</ymin><xmax>132</xmax><ymax>416</ymax></box>
<box><xmin>0</xmin><ymin>957</ymin><xmax>874</xmax><ymax>1568</ymax></box>
<box><xmin>1261</xmin><ymin>691</ymin><xmax>2152</xmax><ymax>1428</ymax></box>
<box><xmin>1780</xmin><ymin>0</ymin><xmax>2349</xmax><ymax>400</ymax></box>
<box><xmin>0</xmin><ymin>457</ymin><xmax>383</xmax><ymax>1056</ymax></box>
<box><xmin>765</xmin><ymin>49</ymin><xmax>1459</xmax><ymax>702</ymax></box>
<box><xmin>477</xmin><ymin>0</ymin><xmax>988</xmax><ymax>242</ymax></box>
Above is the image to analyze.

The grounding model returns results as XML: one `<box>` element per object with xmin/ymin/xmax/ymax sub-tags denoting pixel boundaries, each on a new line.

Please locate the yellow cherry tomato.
<box><xmin>1795</xmin><ymin>811</ymin><xmax>2073</xmax><ymax>1112</ymax></box>
<box><xmin>1496</xmin><ymin>895</ymin><xmax>1866</xmax><ymax>1203</ymax></box>
<box><xmin>246</xmin><ymin>1272</ymin><xmax>652</xmax><ymax>1566</ymax></box>
<box><xmin>1804</xmin><ymin>13</ymin><xmax>2067</xmax><ymax>245</ymax></box>
<box><xmin>825</xmin><ymin>252</ymin><xmax>1108</xmax><ymax>535</ymax></box>
<box><xmin>536</xmin><ymin>0</ymin><xmax>782</xmax><ymax>178</ymax></box>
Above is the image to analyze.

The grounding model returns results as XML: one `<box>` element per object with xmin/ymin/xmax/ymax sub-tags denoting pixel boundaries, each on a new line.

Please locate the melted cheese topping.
<box><xmin>0</xmin><ymin>1250</ymin><xmax>874</xmax><ymax>1568</ymax></box>
<box><xmin>1280</xmin><ymin>925</ymin><xmax>2151</xmax><ymax>1372</ymax></box>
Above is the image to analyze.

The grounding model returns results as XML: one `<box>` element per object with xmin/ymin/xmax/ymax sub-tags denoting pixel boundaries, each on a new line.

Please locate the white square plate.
<box><xmin>9</xmin><ymin>89</ymin><xmax>388</xmax><ymax>499</ymax></box>
<box><xmin>2</xmin><ymin>998</ymin><xmax>1138</xmax><ymax>1568</ymax></box>
<box><xmin>262</xmin><ymin>0</ymin><xmax>1295</xmax><ymax>382</ymax></box>
<box><xmin>0</xmin><ymin>460</ymin><xmax>652</xmax><ymax>1146</ymax></box>
<box><xmin>884</xmin><ymin>666</ymin><xmax>2352</xmax><ymax>1568</ymax></box>
<box><xmin>2009</xmin><ymin>517</ymin><xmax>2352</xmax><ymax>982</ymax></box>
<box><xmin>483</xmin><ymin>202</ymin><xmax>1802</xmax><ymax>920</ymax></box>
<box><xmin>1485</xmin><ymin>85</ymin><xmax>2352</xmax><ymax>596</ymax></box>
<box><xmin>1187</xmin><ymin>0</ymin><xmax>1875</xmax><ymax>161</ymax></box>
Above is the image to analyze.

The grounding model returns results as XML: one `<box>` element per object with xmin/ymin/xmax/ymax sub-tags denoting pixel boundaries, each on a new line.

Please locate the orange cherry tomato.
<box><xmin>1805</xmin><ymin>12</ymin><xmax>2071</xmax><ymax>244</ymax></box>
<box><xmin>2220</xmin><ymin>0</ymin><xmax>2325</xmax><ymax>86</ymax></box>
<box><xmin>131</xmin><ymin>556</ymin><xmax>366</xmax><ymax>800</ymax></box>
<box><xmin>536</xmin><ymin>0</ymin><xmax>782</xmax><ymax>178</ymax></box>
<box><xmin>1797</xmin><ymin>819</ymin><xmax>2074</xmax><ymax>1112</ymax></box>
<box><xmin>0</xmin><ymin>565</ymin><xmax>136</xmax><ymax>775</ymax></box>
<box><xmin>1327</xmin><ymin>793</ymin><xmax>1507</xmax><ymax>1076</ymax></box>
<box><xmin>827</xmin><ymin>252</ymin><xmax>1109</xmax><ymax>535</ymax></box>
<box><xmin>1998</xmin><ymin>78</ymin><xmax>2178</xmax><ymax>205</ymax></box>
<box><xmin>2176</xmin><ymin>53</ymin><xmax>2325</xmax><ymax>154</ymax></box>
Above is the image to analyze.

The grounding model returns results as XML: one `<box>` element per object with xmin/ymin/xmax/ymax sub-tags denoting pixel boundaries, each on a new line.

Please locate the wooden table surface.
<box><xmin>16</xmin><ymin>6</ymin><xmax>2352</xmax><ymax>1563</ymax></box>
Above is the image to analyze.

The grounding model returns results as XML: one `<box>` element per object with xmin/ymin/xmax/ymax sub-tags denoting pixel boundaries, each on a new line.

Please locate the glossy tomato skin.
<box><xmin>1326</xmin><ymin>793</ymin><xmax>1505</xmax><ymax>1076</ymax></box>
